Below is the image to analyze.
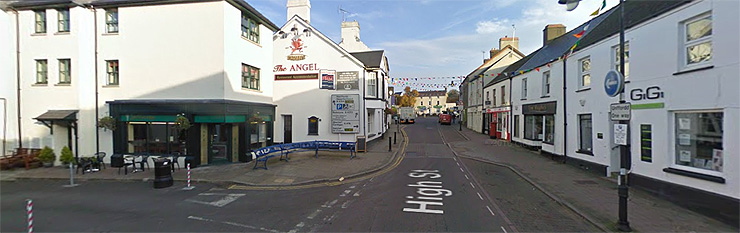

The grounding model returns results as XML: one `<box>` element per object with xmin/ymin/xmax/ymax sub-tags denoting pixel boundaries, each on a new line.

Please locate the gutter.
<box><xmin>92</xmin><ymin>6</ymin><xmax>100</xmax><ymax>154</ymax></box>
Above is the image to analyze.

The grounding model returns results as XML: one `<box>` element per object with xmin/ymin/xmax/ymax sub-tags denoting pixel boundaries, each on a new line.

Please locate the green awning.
<box><xmin>194</xmin><ymin>115</ymin><xmax>246</xmax><ymax>123</ymax></box>
<box><xmin>120</xmin><ymin>115</ymin><xmax>176</xmax><ymax>122</ymax></box>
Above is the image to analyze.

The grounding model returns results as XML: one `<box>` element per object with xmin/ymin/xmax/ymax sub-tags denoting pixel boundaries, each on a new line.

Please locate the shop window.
<box><xmin>58</xmin><ymin>59</ymin><xmax>71</xmax><ymax>84</ymax></box>
<box><xmin>105</xmin><ymin>8</ymin><xmax>118</xmax><ymax>33</ymax></box>
<box><xmin>681</xmin><ymin>13</ymin><xmax>712</xmax><ymax>69</ymax></box>
<box><xmin>578</xmin><ymin>114</ymin><xmax>593</xmax><ymax>153</ymax></box>
<box><xmin>242</xmin><ymin>64</ymin><xmax>260</xmax><ymax>90</ymax></box>
<box><xmin>34</xmin><ymin>10</ymin><xmax>46</xmax><ymax>33</ymax></box>
<box><xmin>128</xmin><ymin>122</ymin><xmax>185</xmax><ymax>154</ymax></box>
<box><xmin>674</xmin><ymin>111</ymin><xmax>722</xmax><ymax>172</ymax></box>
<box><xmin>57</xmin><ymin>8</ymin><xmax>69</xmax><ymax>32</ymax></box>
<box><xmin>35</xmin><ymin>59</ymin><xmax>48</xmax><ymax>84</ymax></box>
<box><xmin>514</xmin><ymin>115</ymin><xmax>520</xmax><ymax>138</ymax></box>
<box><xmin>496</xmin><ymin>114</ymin><xmax>502</xmax><ymax>132</ymax></box>
<box><xmin>524</xmin><ymin>115</ymin><xmax>543</xmax><ymax>141</ymax></box>
<box><xmin>579</xmin><ymin>57</ymin><xmax>591</xmax><ymax>88</ymax></box>
<box><xmin>544</xmin><ymin>115</ymin><xmax>554</xmax><ymax>144</ymax></box>
<box><xmin>612</xmin><ymin>42</ymin><xmax>630</xmax><ymax>79</ymax></box>
<box><xmin>308</xmin><ymin>116</ymin><xmax>319</xmax><ymax>135</ymax></box>
<box><xmin>241</xmin><ymin>13</ymin><xmax>260</xmax><ymax>43</ymax></box>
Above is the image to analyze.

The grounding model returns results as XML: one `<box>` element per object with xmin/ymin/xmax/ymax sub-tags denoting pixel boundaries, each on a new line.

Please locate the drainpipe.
<box><xmin>1</xmin><ymin>98</ymin><xmax>6</xmax><ymax>155</ymax></box>
<box><xmin>362</xmin><ymin>69</ymin><xmax>367</xmax><ymax>139</ymax></box>
<box><xmin>14</xmin><ymin>9</ymin><xmax>22</xmax><ymax>149</ymax></box>
<box><xmin>562</xmin><ymin>58</ymin><xmax>568</xmax><ymax>164</ymax></box>
<box><xmin>508</xmin><ymin>76</ymin><xmax>512</xmax><ymax>141</ymax></box>
<box><xmin>93</xmin><ymin>7</ymin><xmax>100</xmax><ymax>154</ymax></box>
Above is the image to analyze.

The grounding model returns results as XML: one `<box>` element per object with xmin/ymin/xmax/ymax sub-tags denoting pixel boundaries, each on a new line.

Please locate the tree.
<box><xmin>447</xmin><ymin>89</ymin><xmax>460</xmax><ymax>103</ymax></box>
<box><xmin>396</xmin><ymin>86</ymin><xmax>419</xmax><ymax>107</ymax></box>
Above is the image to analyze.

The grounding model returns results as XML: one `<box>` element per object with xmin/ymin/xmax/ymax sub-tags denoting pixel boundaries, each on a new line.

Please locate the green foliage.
<box><xmin>60</xmin><ymin>146</ymin><xmax>74</xmax><ymax>164</ymax></box>
<box><xmin>396</xmin><ymin>86</ymin><xmax>420</xmax><ymax>107</ymax></box>
<box><xmin>446</xmin><ymin>89</ymin><xmax>460</xmax><ymax>103</ymax></box>
<box><xmin>97</xmin><ymin>116</ymin><xmax>117</xmax><ymax>131</ymax></box>
<box><xmin>38</xmin><ymin>146</ymin><xmax>56</xmax><ymax>163</ymax></box>
<box><xmin>433</xmin><ymin>105</ymin><xmax>443</xmax><ymax>109</ymax></box>
<box><xmin>175</xmin><ymin>114</ymin><xmax>191</xmax><ymax>130</ymax></box>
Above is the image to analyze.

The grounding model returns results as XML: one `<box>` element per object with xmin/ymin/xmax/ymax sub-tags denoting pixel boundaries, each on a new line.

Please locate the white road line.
<box><xmin>340</xmin><ymin>189</ymin><xmax>352</xmax><ymax>196</ymax></box>
<box><xmin>188</xmin><ymin>216</ymin><xmax>280</xmax><ymax>233</ymax></box>
<box><xmin>501</xmin><ymin>226</ymin><xmax>508</xmax><ymax>233</ymax></box>
<box><xmin>322</xmin><ymin>199</ymin><xmax>338</xmax><ymax>208</ymax></box>
<box><xmin>470</xmin><ymin>182</ymin><xmax>476</xmax><ymax>189</ymax></box>
<box><xmin>307</xmin><ymin>209</ymin><xmax>322</xmax><ymax>219</ymax></box>
<box><xmin>288</xmin><ymin>222</ymin><xmax>306</xmax><ymax>233</ymax></box>
<box><xmin>453</xmin><ymin>157</ymin><xmax>457</xmax><ymax>161</ymax></box>
<box><xmin>486</xmin><ymin>206</ymin><xmax>496</xmax><ymax>216</ymax></box>
<box><xmin>459</xmin><ymin>167</ymin><xmax>464</xmax><ymax>172</ymax></box>
<box><xmin>456</xmin><ymin>162</ymin><xmax>460</xmax><ymax>166</ymax></box>
<box><xmin>477</xmin><ymin>192</ymin><xmax>484</xmax><ymax>200</ymax></box>
<box><xmin>353</xmin><ymin>191</ymin><xmax>361</xmax><ymax>197</ymax></box>
<box><xmin>350</xmin><ymin>185</ymin><xmax>356</xmax><ymax>189</ymax></box>
<box><xmin>341</xmin><ymin>200</ymin><xmax>354</xmax><ymax>209</ymax></box>
<box><xmin>464</xmin><ymin>175</ymin><xmax>469</xmax><ymax>180</ymax></box>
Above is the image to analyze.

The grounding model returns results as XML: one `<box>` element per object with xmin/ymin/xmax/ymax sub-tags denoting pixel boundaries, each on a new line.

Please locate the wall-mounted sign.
<box><xmin>522</xmin><ymin>101</ymin><xmax>556</xmax><ymax>115</ymax></box>
<box><xmin>630</xmin><ymin>86</ymin><xmax>664</xmax><ymax>101</ymax></box>
<box><xmin>610</xmin><ymin>103</ymin><xmax>631</xmax><ymax>121</ymax></box>
<box><xmin>287</xmin><ymin>29</ymin><xmax>308</xmax><ymax>61</ymax></box>
<box><xmin>331</xmin><ymin>94</ymin><xmax>360</xmax><ymax>134</ymax></box>
<box><xmin>336</xmin><ymin>71</ymin><xmax>359</xmax><ymax>90</ymax></box>
<box><xmin>273</xmin><ymin>63</ymin><xmax>319</xmax><ymax>73</ymax></box>
<box><xmin>275</xmin><ymin>73</ymin><xmax>318</xmax><ymax>80</ymax></box>
<box><xmin>604</xmin><ymin>70</ymin><xmax>625</xmax><ymax>97</ymax></box>
<box><xmin>320</xmin><ymin>70</ymin><xmax>336</xmax><ymax>90</ymax></box>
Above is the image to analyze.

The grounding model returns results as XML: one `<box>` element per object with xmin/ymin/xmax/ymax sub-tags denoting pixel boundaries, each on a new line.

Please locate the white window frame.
<box><xmin>521</xmin><ymin>78</ymin><xmax>527</xmax><ymax>99</ymax></box>
<box><xmin>542</xmin><ymin>71</ymin><xmax>551</xmax><ymax>97</ymax></box>
<box><xmin>105</xmin><ymin>8</ymin><xmax>118</xmax><ymax>33</ymax></box>
<box><xmin>669</xmin><ymin>109</ymin><xmax>724</xmax><ymax>177</ymax></box>
<box><xmin>578</xmin><ymin>114</ymin><xmax>593</xmax><ymax>153</ymax></box>
<box><xmin>612</xmin><ymin>42</ymin><xmax>629</xmax><ymax>80</ymax></box>
<box><xmin>106</xmin><ymin>60</ymin><xmax>119</xmax><ymax>86</ymax></box>
<box><xmin>680</xmin><ymin>12</ymin><xmax>712</xmax><ymax>70</ymax></box>
<box><xmin>35</xmin><ymin>59</ymin><xmax>48</xmax><ymax>84</ymax></box>
<box><xmin>367</xmin><ymin>72</ymin><xmax>377</xmax><ymax>97</ymax></box>
<box><xmin>579</xmin><ymin>57</ymin><xmax>591</xmax><ymax>89</ymax></box>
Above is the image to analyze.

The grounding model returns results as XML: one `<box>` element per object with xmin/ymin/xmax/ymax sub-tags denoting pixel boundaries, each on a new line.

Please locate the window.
<box><xmin>57</xmin><ymin>9</ymin><xmax>69</xmax><ymax>32</ymax></box>
<box><xmin>496</xmin><ymin>114</ymin><xmax>502</xmax><ymax>132</ymax></box>
<box><xmin>106</xmin><ymin>60</ymin><xmax>119</xmax><ymax>85</ymax></box>
<box><xmin>578</xmin><ymin>114</ymin><xmax>593</xmax><ymax>153</ymax></box>
<box><xmin>579</xmin><ymin>57</ymin><xmax>591</xmax><ymax>88</ymax></box>
<box><xmin>34</xmin><ymin>10</ymin><xmax>46</xmax><ymax>33</ymax></box>
<box><xmin>501</xmin><ymin>86</ymin><xmax>506</xmax><ymax>105</ymax></box>
<box><xmin>105</xmin><ymin>8</ymin><xmax>118</xmax><ymax>33</ymax></box>
<box><xmin>429</xmin><ymin>101</ymin><xmax>431</xmax><ymax>105</ymax></box>
<box><xmin>542</xmin><ymin>71</ymin><xmax>551</xmax><ymax>96</ymax></box>
<box><xmin>524</xmin><ymin>115</ymin><xmax>543</xmax><ymax>141</ymax></box>
<box><xmin>492</xmin><ymin>89</ymin><xmax>496</xmax><ymax>106</ymax></box>
<box><xmin>513</xmin><ymin>115</ymin><xmax>520</xmax><ymax>138</ymax></box>
<box><xmin>674</xmin><ymin>111</ymin><xmax>722</xmax><ymax>172</ymax></box>
<box><xmin>242</xmin><ymin>64</ymin><xmax>260</xmax><ymax>90</ymax></box>
<box><xmin>641</xmin><ymin>124</ymin><xmax>652</xmax><ymax>162</ymax></box>
<box><xmin>58</xmin><ymin>59</ymin><xmax>71</xmax><ymax>84</ymax></box>
<box><xmin>35</xmin><ymin>59</ymin><xmax>47</xmax><ymax>84</ymax></box>
<box><xmin>486</xmin><ymin>91</ymin><xmax>489</xmax><ymax>101</ymax></box>
<box><xmin>308</xmin><ymin>116</ymin><xmax>319</xmax><ymax>135</ymax></box>
<box><xmin>436</xmin><ymin>101</ymin><xmax>440</xmax><ymax>105</ymax></box>
<box><xmin>544</xmin><ymin>115</ymin><xmax>554</xmax><ymax>144</ymax></box>
<box><xmin>241</xmin><ymin>13</ymin><xmax>260</xmax><ymax>43</ymax></box>
<box><xmin>367</xmin><ymin>72</ymin><xmax>377</xmax><ymax>97</ymax></box>
<box><xmin>368</xmin><ymin>111</ymin><xmax>374</xmax><ymax>134</ymax></box>
<box><xmin>612</xmin><ymin>42</ymin><xmax>630</xmax><ymax>78</ymax></box>
<box><xmin>682</xmin><ymin>13</ymin><xmax>712</xmax><ymax>68</ymax></box>
<box><xmin>521</xmin><ymin>78</ymin><xmax>527</xmax><ymax>99</ymax></box>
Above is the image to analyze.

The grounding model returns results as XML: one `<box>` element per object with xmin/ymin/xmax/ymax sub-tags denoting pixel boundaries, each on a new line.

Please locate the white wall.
<box><xmin>0</xmin><ymin>9</ymin><xmax>18</xmax><ymax>155</ymax></box>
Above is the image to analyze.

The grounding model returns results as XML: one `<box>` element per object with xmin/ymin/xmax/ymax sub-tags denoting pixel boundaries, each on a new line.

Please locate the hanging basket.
<box><xmin>175</xmin><ymin>115</ymin><xmax>191</xmax><ymax>131</ymax></box>
<box><xmin>97</xmin><ymin>116</ymin><xmax>117</xmax><ymax>131</ymax></box>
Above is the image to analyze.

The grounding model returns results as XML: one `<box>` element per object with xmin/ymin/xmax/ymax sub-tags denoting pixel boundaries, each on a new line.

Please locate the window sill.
<box><xmin>307</xmin><ymin>134</ymin><xmax>319</xmax><ymax>136</ymax></box>
<box><xmin>32</xmin><ymin>83</ymin><xmax>48</xmax><ymax>86</ymax></box>
<box><xmin>55</xmin><ymin>83</ymin><xmax>71</xmax><ymax>86</ymax></box>
<box><xmin>520</xmin><ymin>98</ymin><xmax>527</xmax><ymax>101</ymax></box>
<box><xmin>673</xmin><ymin>65</ymin><xmax>714</xmax><ymax>76</ymax></box>
<box><xmin>575</xmin><ymin>87</ymin><xmax>591</xmax><ymax>93</ymax></box>
<box><xmin>576</xmin><ymin>149</ymin><xmax>594</xmax><ymax>156</ymax></box>
<box><xmin>241</xmin><ymin>87</ymin><xmax>262</xmax><ymax>93</ymax></box>
<box><xmin>103</xmin><ymin>84</ymin><xmax>119</xmax><ymax>88</ymax></box>
<box><xmin>31</xmin><ymin>33</ymin><xmax>46</xmax><ymax>36</ymax></box>
<box><xmin>241</xmin><ymin>36</ymin><xmax>261</xmax><ymax>47</ymax></box>
<box><xmin>541</xmin><ymin>95</ymin><xmax>550</xmax><ymax>98</ymax></box>
<box><xmin>543</xmin><ymin>141</ymin><xmax>554</xmax><ymax>145</ymax></box>
<box><xmin>663</xmin><ymin>167</ymin><xmax>725</xmax><ymax>184</ymax></box>
<box><xmin>102</xmin><ymin>32</ymin><xmax>119</xmax><ymax>36</ymax></box>
<box><xmin>54</xmin><ymin>31</ymin><xmax>70</xmax><ymax>35</ymax></box>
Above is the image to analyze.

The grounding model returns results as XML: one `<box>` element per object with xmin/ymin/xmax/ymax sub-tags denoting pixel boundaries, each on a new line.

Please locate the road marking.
<box><xmin>477</xmin><ymin>192</ymin><xmax>484</xmax><ymax>200</ymax></box>
<box><xmin>464</xmin><ymin>175</ymin><xmax>469</xmax><ymax>180</ymax></box>
<box><xmin>405</xmin><ymin>169</ymin><xmax>450</xmax><ymax>215</ymax></box>
<box><xmin>453</xmin><ymin>157</ymin><xmax>457</xmax><ymax>161</ymax></box>
<box><xmin>321</xmin><ymin>199</ymin><xmax>338</xmax><ymax>208</ymax></box>
<box><xmin>486</xmin><ymin>206</ymin><xmax>495</xmax><ymax>216</ymax></box>
<box><xmin>353</xmin><ymin>191</ymin><xmax>361</xmax><ymax>197</ymax></box>
<box><xmin>350</xmin><ymin>185</ymin><xmax>356</xmax><ymax>189</ymax></box>
<box><xmin>459</xmin><ymin>167</ymin><xmax>464</xmax><ymax>172</ymax></box>
<box><xmin>188</xmin><ymin>216</ymin><xmax>280</xmax><ymax>233</ymax></box>
<box><xmin>185</xmin><ymin>193</ymin><xmax>245</xmax><ymax>207</ymax></box>
<box><xmin>340</xmin><ymin>189</ymin><xmax>352</xmax><ymax>196</ymax></box>
<box><xmin>501</xmin><ymin>226</ymin><xmax>508</xmax><ymax>233</ymax></box>
<box><xmin>288</xmin><ymin>222</ymin><xmax>305</xmax><ymax>233</ymax></box>
<box><xmin>341</xmin><ymin>200</ymin><xmax>354</xmax><ymax>209</ymax></box>
<box><xmin>470</xmin><ymin>182</ymin><xmax>475</xmax><ymax>189</ymax></box>
<box><xmin>307</xmin><ymin>209</ymin><xmax>322</xmax><ymax>219</ymax></box>
<box><xmin>456</xmin><ymin>162</ymin><xmax>460</xmax><ymax>166</ymax></box>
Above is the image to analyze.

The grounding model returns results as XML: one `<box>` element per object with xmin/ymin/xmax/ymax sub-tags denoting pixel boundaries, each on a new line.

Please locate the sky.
<box><xmin>248</xmin><ymin>0</ymin><xmax>618</xmax><ymax>91</ymax></box>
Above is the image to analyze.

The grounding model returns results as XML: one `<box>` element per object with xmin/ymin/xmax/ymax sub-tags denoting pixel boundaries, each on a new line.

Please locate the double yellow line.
<box><xmin>229</xmin><ymin>126</ymin><xmax>409</xmax><ymax>191</ymax></box>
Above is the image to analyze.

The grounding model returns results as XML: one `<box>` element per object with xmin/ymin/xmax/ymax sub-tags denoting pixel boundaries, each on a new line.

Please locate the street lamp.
<box><xmin>558</xmin><ymin>0</ymin><xmax>631</xmax><ymax>231</ymax></box>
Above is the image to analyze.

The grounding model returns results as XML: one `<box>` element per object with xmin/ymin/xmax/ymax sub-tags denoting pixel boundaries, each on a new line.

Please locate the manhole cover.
<box><xmin>573</xmin><ymin>180</ymin><xmax>598</xmax><ymax>185</ymax></box>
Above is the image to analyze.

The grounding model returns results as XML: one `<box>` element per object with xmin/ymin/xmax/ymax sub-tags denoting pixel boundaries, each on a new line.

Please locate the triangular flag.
<box><xmin>573</xmin><ymin>30</ymin><xmax>585</xmax><ymax>38</ymax></box>
<box><xmin>547</xmin><ymin>63</ymin><xmax>551</xmax><ymax>67</ymax></box>
<box><xmin>600</xmin><ymin>0</ymin><xmax>607</xmax><ymax>10</ymax></box>
<box><xmin>590</xmin><ymin>8</ymin><xmax>599</xmax><ymax>16</ymax></box>
<box><xmin>535</xmin><ymin>68</ymin><xmax>540</xmax><ymax>72</ymax></box>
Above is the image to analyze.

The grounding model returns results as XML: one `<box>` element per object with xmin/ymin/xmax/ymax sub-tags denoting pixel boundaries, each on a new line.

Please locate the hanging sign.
<box><xmin>320</xmin><ymin>70</ymin><xmax>336</xmax><ymax>90</ymax></box>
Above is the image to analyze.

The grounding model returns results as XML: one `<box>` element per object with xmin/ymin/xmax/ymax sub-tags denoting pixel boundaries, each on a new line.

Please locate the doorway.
<box><xmin>208</xmin><ymin>124</ymin><xmax>231</xmax><ymax>164</ymax></box>
<box><xmin>283</xmin><ymin>115</ymin><xmax>292</xmax><ymax>143</ymax></box>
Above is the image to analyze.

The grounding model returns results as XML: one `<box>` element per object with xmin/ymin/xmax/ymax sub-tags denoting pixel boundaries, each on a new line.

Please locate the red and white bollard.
<box><xmin>183</xmin><ymin>163</ymin><xmax>194</xmax><ymax>190</ymax></box>
<box><xmin>26</xmin><ymin>199</ymin><xmax>33</xmax><ymax>233</ymax></box>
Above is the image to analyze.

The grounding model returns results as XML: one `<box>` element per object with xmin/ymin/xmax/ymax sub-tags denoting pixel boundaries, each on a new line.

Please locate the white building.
<box><xmin>1</xmin><ymin>0</ymin><xmax>279</xmax><ymax>166</ymax></box>
<box><xmin>272</xmin><ymin>0</ymin><xmax>390</xmax><ymax>144</ymax></box>
<box><xmin>481</xmin><ymin>36</ymin><xmax>524</xmax><ymax>139</ymax></box>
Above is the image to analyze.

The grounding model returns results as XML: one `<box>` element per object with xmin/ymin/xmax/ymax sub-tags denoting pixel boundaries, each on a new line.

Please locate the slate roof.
<box><xmin>350</xmin><ymin>50</ymin><xmax>385</xmax><ymax>69</ymax></box>
<box><xmin>485</xmin><ymin>49</ymin><xmax>537</xmax><ymax>87</ymax></box>
<box><xmin>34</xmin><ymin>110</ymin><xmax>78</xmax><ymax>121</ymax></box>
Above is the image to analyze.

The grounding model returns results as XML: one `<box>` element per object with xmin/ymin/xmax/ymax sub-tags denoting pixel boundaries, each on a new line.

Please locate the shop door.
<box><xmin>208</xmin><ymin>124</ymin><xmax>231</xmax><ymax>164</ymax></box>
<box><xmin>283</xmin><ymin>115</ymin><xmax>292</xmax><ymax>144</ymax></box>
<box><xmin>495</xmin><ymin>113</ymin><xmax>503</xmax><ymax>139</ymax></box>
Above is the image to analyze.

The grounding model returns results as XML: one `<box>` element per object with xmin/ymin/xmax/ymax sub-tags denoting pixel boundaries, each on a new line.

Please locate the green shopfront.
<box><xmin>108</xmin><ymin>99</ymin><xmax>274</xmax><ymax>167</ymax></box>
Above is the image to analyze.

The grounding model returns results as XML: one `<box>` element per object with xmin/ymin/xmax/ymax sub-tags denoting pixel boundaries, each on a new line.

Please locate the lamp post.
<box><xmin>558</xmin><ymin>0</ymin><xmax>631</xmax><ymax>231</ymax></box>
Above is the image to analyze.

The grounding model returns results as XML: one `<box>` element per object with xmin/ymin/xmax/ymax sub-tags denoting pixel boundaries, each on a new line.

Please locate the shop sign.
<box><xmin>273</xmin><ymin>63</ymin><xmax>319</xmax><ymax>73</ymax></box>
<box><xmin>630</xmin><ymin>86</ymin><xmax>664</xmax><ymax>101</ymax></box>
<box><xmin>120</xmin><ymin>115</ymin><xmax>176</xmax><ymax>122</ymax></box>
<box><xmin>485</xmin><ymin>106</ymin><xmax>510</xmax><ymax>113</ymax></box>
<box><xmin>331</xmin><ymin>94</ymin><xmax>360</xmax><ymax>134</ymax></box>
<box><xmin>522</xmin><ymin>101</ymin><xmax>556</xmax><ymax>115</ymax></box>
<box><xmin>287</xmin><ymin>36</ymin><xmax>307</xmax><ymax>61</ymax></box>
<box><xmin>336</xmin><ymin>71</ymin><xmax>359</xmax><ymax>90</ymax></box>
<box><xmin>320</xmin><ymin>70</ymin><xmax>336</xmax><ymax>90</ymax></box>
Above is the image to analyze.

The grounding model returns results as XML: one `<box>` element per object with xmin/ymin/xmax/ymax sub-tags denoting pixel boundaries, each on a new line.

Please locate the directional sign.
<box><xmin>610</xmin><ymin>103</ymin><xmax>631</xmax><ymax>121</ymax></box>
<box><xmin>604</xmin><ymin>70</ymin><xmax>625</xmax><ymax>97</ymax></box>
<box><xmin>614</xmin><ymin>124</ymin><xmax>628</xmax><ymax>146</ymax></box>
<box><xmin>331</xmin><ymin>94</ymin><xmax>360</xmax><ymax>134</ymax></box>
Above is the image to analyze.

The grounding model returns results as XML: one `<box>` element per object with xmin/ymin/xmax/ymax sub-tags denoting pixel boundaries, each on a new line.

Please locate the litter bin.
<box><xmin>153</xmin><ymin>158</ymin><xmax>173</xmax><ymax>189</ymax></box>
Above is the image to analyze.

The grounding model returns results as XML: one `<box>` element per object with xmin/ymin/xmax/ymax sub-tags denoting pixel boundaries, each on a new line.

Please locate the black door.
<box><xmin>283</xmin><ymin>115</ymin><xmax>292</xmax><ymax>143</ymax></box>
<box><xmin>208</xmin><ymin>124</ymin><xmax>231</xmax><ymax>164</ymax></box>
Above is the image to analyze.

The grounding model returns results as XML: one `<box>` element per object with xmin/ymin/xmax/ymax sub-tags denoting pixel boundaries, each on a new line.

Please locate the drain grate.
<box><xmin>573</xmin><ymin>180</ymin><xmax>599</xmax><ymax>185</ymax></box>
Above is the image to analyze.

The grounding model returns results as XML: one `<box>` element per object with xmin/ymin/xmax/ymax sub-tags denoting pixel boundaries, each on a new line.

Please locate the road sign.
<box><xmin>610</xmin><ymin>103</ymin><xmax>631</xmax><ymax>121</ymax></box>
<box><xmin>604</xmin><ymin>70</ymin><xmax>625</xmax><ymax>97</ymax></box>
<box><xmin>614</xmin><ymin>124</ymin><xmax>628</xmax><ymax>146</ymax></box>
<box><xmin>331</xmin><ymin>94</ymin><xmax>360</xmax><ymax>133</ymax></box>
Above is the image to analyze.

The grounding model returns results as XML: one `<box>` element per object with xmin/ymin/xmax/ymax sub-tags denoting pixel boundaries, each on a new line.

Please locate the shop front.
<box><xmin>521</xmin><ymin>101</ymin><xmax>556</xmax><ymax>147</ymax></box>
<box><xmin>485</xmin><ymin>106</ymin><xmax>510</xmax><ymax>140</ymax></box>
<box><xmin>109</xmin><ymin>99</ymin><xmax>274</xmax><ymax>167</ymax></box>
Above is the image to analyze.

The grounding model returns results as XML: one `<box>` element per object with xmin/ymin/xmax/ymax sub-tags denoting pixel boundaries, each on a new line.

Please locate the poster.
<box><xmin>679</xmin><ymin>118</ymin><xmax>691</xmax><ymax>130</ymax></box>
<box><xmin>712</xmin><ymin>149</ymin><xmax>723</xmax><ymax>171</ymax></box>
<box><xmin>336</xmin><ymin>71</ymin><xmax>359</xmax><ymax>90</ymax></box>
<box><xmin>678</xmin><ymin>133</ymin><xmax>691</xmax><ymax>146</ymax></box>
<box><xmin>614</xmin><ymin>124</ymin><xmax>628</xmax><ymax>146</ymax></box>
<box><xmin>320</xmin><ymin>70</ymin><xmax>335</xmax><ymax>90</ymax></box>
<box><xmin>679</xmin><ymin>150</ymin><xmax>692</xmax><ymax>162</ymax></box>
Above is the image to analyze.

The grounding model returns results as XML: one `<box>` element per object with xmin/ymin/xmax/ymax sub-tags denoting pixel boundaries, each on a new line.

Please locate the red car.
<box><xmin>439</xmin><ymin>113</ymin><xmax>452</xmax><ymax>125</ymax></box>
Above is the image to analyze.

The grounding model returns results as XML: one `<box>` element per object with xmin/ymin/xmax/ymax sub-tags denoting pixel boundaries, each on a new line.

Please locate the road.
<box><xmin>1</xmin><ymin>117</ymin><xmax>597</xmax><ymax>232</ymax></box>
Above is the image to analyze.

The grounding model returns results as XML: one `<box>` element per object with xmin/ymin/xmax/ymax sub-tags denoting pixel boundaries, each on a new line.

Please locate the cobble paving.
<box><xmin>449</xmin><ymin>125</ymin><xmax>738</xmax><ymax>232</ymax></box>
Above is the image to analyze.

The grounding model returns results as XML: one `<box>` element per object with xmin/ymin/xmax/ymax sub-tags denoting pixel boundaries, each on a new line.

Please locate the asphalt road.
<box><xmin>1</xmin><ymin>117</ymin><xmax>597</xmax><ymax>232</ymax></box>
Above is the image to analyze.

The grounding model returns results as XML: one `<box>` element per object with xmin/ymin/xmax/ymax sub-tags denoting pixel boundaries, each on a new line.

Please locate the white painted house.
<box><xmin>481</xmin><ymin>36</ymin><xmax>524</xmax><ymax>139</ymax></box>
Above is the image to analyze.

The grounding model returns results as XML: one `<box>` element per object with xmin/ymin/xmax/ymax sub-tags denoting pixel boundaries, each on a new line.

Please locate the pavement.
<box><xmin>449</xmin><ymin>125</ymin><xmax>738</xmax><ymax>232</ymax></box>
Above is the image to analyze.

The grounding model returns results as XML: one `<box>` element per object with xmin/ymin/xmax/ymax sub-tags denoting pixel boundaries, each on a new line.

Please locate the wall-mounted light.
<box><xmin>290</xmin><ymin>25</ymin><xmax>298</xmax><ymax>35</ymax></box>
<box><xmin>303</xmin><ymin>28</ymin><xmax>311</xmax><ymax>37</ymax></box>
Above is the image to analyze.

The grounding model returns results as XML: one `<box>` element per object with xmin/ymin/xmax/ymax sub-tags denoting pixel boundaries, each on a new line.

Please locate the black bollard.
<box><xmin>459</xmin><ymin>120</ymin><xmax>462</xmax><ymax>131</ymax></box>
<box><xmin>394</xmin><ymin>132</ymin><xmax>397</xmax><ymax>144</ymax></box>
<box><xmin>389</xmin><ymin>137</ymin><xmax>392</xmax><ymax>152</ymax></box>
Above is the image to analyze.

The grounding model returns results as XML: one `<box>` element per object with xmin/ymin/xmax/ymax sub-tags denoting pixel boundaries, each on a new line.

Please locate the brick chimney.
<box><xmin>499</xmin><ymin>36</ymin><xmax>519</xmax><ymax>50</ymax></box>
<box><xmin>287</xmin><ymin>0</ymin><xmax>311</xmax><ymax>23</ymax></box>
<box><xmin>543</xmin><ymin>24</ymin><xmax>566</xmax><ymax>46</ymax></box>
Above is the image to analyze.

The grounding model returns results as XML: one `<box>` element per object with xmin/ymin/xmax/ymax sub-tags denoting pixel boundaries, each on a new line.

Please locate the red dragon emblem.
<box><xmin>290</xmin><ymin>38</ymin><xmax>304</xmax><ymax>55</ymax></box>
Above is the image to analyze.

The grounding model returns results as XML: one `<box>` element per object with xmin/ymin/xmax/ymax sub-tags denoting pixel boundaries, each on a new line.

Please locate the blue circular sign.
<box><xmin>604</xmin><ymin>70</ymin><xmax>624</xmax><ymax>97</ymax></box>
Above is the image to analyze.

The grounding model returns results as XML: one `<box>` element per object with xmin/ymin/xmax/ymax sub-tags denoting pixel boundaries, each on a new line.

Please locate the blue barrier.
<box><xmin>251</xmin><ymin>141</ymin><xmax>356</xmax><ymax>170</ymax></box>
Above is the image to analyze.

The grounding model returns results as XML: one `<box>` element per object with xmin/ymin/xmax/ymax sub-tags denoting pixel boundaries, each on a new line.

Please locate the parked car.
<box><xmin>439</xmin><ymin>113</ymin><xmax>451</xmax><ymax>125</ymax></box>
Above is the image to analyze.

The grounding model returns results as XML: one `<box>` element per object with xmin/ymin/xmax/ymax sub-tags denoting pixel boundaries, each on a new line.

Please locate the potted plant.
<box><xmin>38</xmin><ymin>146</ymin><xmax>56</xmax><ymax>168</ymax></box>
<box><xmin>59</xmin><ymin>146</ymin><xmax>74</xmax><ymax>166</ymax></box>
<box><xmin>98</xmin><ymin>116</ymin><xmax>117</xmax><ymax>131</ymax></box>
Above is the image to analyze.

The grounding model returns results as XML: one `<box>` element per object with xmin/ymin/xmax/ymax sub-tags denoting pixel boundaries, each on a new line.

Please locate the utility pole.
<box><xmin>616</xmin><ymin>0</ymin><xmax>631</xmax><ymax>231</ymax></box>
